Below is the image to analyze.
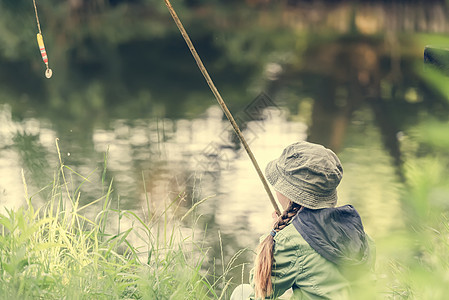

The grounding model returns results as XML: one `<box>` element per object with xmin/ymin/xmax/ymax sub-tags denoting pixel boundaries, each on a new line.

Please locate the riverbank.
<box><xmin>1</xmin><ymin>132</ymin><xmax>448</xmax><ymax>299</ymax></box>
<box><xmin>0</xmin><ymin>145</ymin><xmax>222</xmax><ymax>299</ymax></box>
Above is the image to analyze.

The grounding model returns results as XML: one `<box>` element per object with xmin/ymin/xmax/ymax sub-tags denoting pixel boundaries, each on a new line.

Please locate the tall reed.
<box><xmin>0</xmin><ymin>141</ymin><xmax>217</xmax><ymax>299</ymax></box>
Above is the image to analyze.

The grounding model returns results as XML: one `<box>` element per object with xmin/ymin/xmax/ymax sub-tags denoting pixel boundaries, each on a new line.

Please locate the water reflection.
<box><xmin>0</xmin><ymin>101</ymin><xmax>404</xmax><ymax>290</ymax></box>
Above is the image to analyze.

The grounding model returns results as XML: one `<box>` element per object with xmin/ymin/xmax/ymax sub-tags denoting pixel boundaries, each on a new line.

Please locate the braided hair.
<box><xmin>253</xmin><ymin>201</ymin><xmax>302</xmax><ymax>298</ymax></box>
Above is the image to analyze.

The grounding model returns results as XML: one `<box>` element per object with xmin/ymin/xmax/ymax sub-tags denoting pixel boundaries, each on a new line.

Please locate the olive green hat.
<box><xmin>265</xmin><ymin>141</ymin><xmax>343</xmax><ymax>209</ymax></box>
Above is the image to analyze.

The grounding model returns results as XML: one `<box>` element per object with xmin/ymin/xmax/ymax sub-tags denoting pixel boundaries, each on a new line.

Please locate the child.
<box><xmin>231</xmin><ymin>141</ymin><xmax>375</xmax><ymax>299</ymax></box>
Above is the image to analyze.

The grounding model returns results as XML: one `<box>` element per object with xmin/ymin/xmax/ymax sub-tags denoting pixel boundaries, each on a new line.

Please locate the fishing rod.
<box><xmin>163</xmin><ymin>0</ymin><xmax>281</xmax><ymax>215</ymax></box>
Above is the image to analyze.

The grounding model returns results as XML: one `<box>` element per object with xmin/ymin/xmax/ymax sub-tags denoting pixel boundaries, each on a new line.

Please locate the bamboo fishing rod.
<box><xmin>163</xmin><ymin>0</ymin><xmax>280</xmax><ymax>215</ymax></box>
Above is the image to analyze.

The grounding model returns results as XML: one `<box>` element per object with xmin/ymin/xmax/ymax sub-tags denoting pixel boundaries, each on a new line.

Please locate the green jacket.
<box><xmin>248</xmin><ymin>207</ymin><xmax>375</xmax><ymax>300</ymax></box>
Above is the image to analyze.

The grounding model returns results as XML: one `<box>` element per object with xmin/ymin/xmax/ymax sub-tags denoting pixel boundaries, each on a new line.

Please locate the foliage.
<box><xmin>380</xmin><ymin>66</ymin><xmax>449</xmax><ymax>299</ymax></box>
<box><xmin>0</xmin><ymin>142</ymin><xmax>219</xmax><ymax>299</ymax></box>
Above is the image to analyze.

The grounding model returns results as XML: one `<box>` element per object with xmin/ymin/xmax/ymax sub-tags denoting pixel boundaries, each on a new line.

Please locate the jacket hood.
<box><xmin>292</xmin><ymin>205</ymin><xmax>371</xmax><ymax>266</ymax></box>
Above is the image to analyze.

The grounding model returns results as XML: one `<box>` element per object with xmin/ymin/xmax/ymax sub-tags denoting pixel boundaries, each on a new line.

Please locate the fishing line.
<box><xmin>163</xmin><ymin>0</ymin><xmax>280</xmax><ymax>214</ymax></box>
<box><xmin>33</xmin><ymin>0</ymin><xmax>52</xmax><ymax>78</ymax></box>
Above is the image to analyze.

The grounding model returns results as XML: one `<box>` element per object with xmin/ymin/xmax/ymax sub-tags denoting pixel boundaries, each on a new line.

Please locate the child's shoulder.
<box><xmin>274</xmin><ymin>223</ymin><xmax>312</xmax><ymax>250</ymax></box>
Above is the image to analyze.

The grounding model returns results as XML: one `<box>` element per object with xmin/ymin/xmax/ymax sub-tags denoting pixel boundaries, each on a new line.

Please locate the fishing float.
<box><xmin>33</xmin><ymin>0</ymin><xmax>52</xmax><ymax>79</ymax></box>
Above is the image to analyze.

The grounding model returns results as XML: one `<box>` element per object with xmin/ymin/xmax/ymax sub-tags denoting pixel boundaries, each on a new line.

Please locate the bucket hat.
<box><xmin>265</xmin><ymin>141</ymin><xmax>343</xmax><ymax>209</ymax></box>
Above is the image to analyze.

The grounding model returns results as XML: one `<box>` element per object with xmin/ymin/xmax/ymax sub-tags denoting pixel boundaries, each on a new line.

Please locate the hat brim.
<box><xmin>265</xmin><ymin>159</ymin><xmax>338</xmax><ymax>210</ymax></box>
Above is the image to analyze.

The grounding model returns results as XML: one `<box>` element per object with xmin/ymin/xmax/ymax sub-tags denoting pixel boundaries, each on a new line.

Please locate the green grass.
<box><xmin>382</xmin><ymin>156</ymin><xmax>449</xmax><ymax>299</ymax></box>
<box><xmin>368</xmin><ymin>62</ymin><xmax>449</xmax><ymax>299</ymax></box>
<box><xmin>0</xmin><ymin>141</ymin><xmax>221</xmax><ymax>299</ymax></box>
<box><xmin>378</xmin><ymin>110</ymin><xmax>449</xmax><ymax>297</ymax></box>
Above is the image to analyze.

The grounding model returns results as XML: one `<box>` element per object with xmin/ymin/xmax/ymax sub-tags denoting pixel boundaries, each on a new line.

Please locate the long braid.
<box><xmin>253</xmin><ymin>201</ymin><xmax>302</xmax><ymax>298</ymax></box>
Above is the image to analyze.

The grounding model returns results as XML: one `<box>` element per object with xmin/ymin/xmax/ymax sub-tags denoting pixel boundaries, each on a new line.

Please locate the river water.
<box><xmin>0</xmin><ymin>99</ymin><xmax>403</xmax><ymax>287</ymax></box>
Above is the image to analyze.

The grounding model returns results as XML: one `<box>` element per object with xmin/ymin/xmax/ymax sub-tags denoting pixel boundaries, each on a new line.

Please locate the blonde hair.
<box><xmin>253</xmin><ymin>201</ymin><xmax>302</xmax><ymax>298</ymax></box>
